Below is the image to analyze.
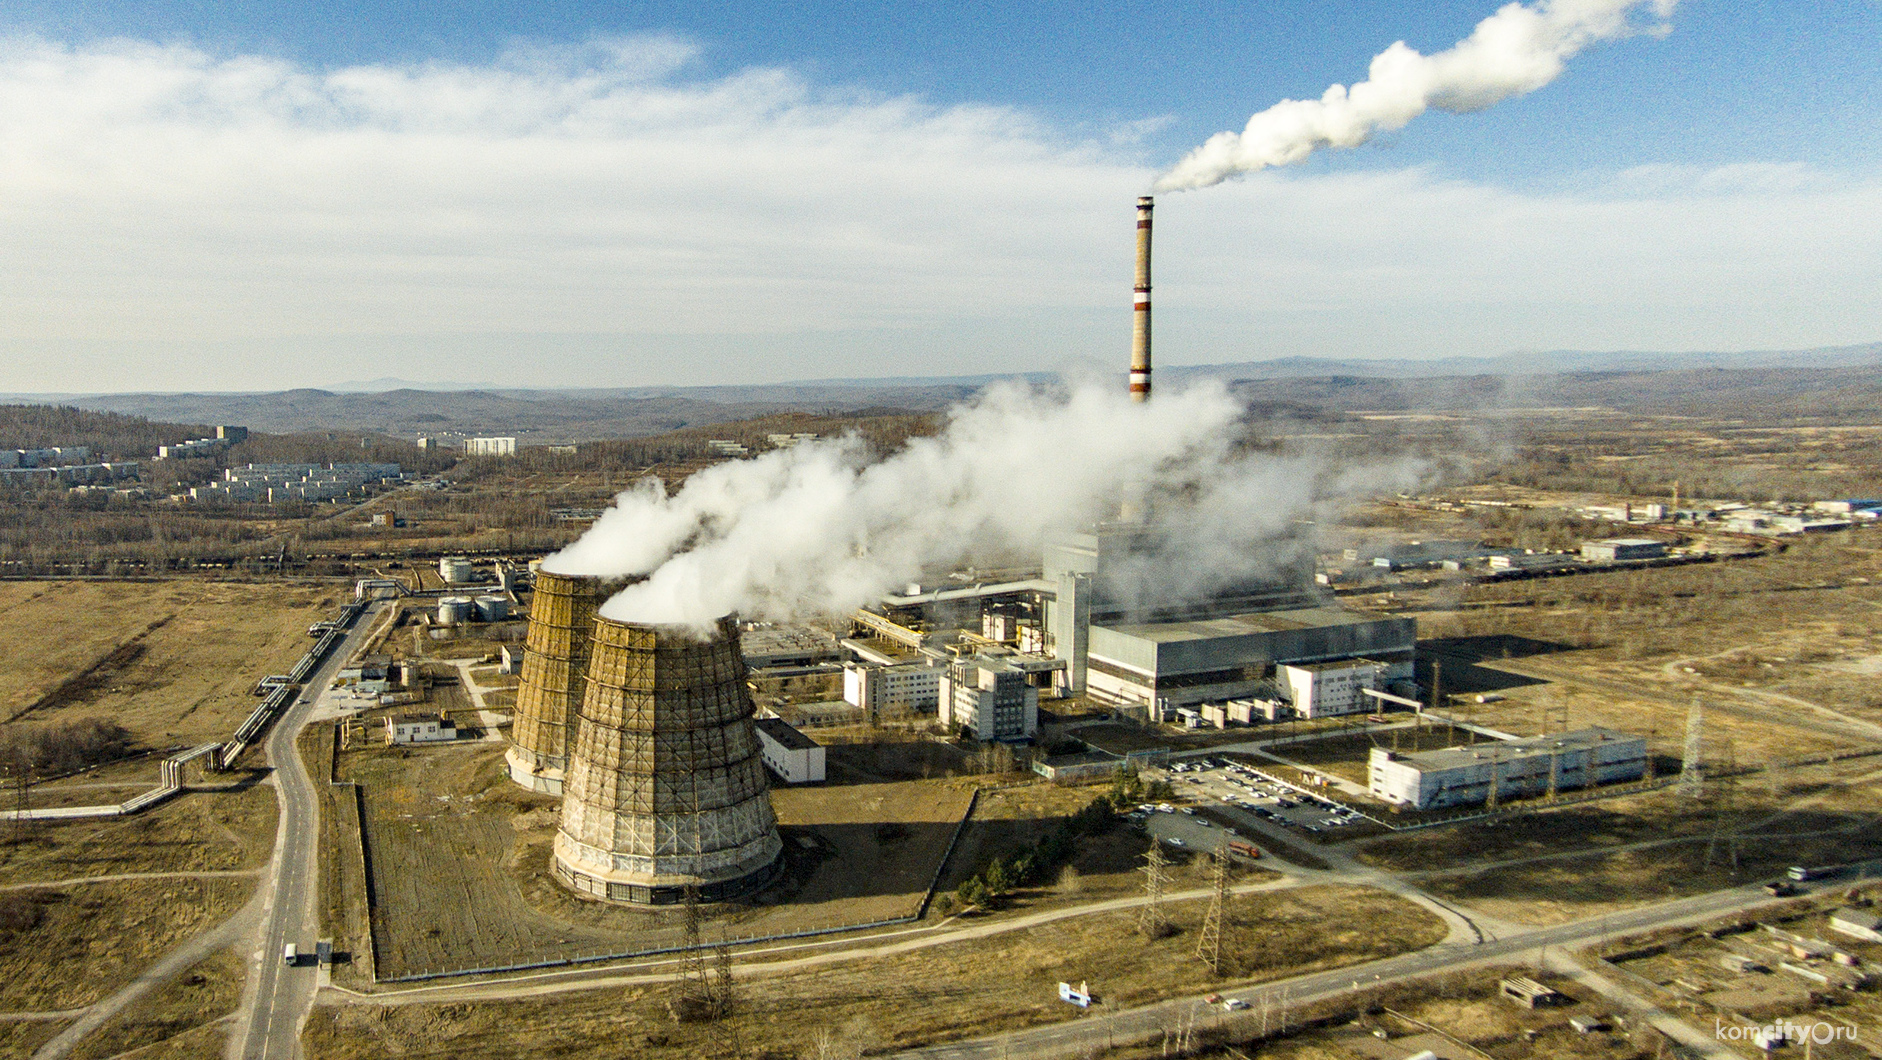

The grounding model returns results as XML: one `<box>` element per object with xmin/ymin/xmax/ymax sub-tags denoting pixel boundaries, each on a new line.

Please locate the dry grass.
<box><xmin>0</xmin><ymin>579</ymin><xmax>338</xmax><ymax>744</ymax></box>
<box><xmin>0</xmin><ymin>782</ymin><xmax>276</xmax><ymax>884</ymax></box>
<box><xmin>68</xmin><ymin>948</ymin><xmax>243</xmax><ymax>1060</ymax></box>
<box><xmin>0</xmin><ymin>877</ymin><xmax>250</xmax><ymax>1010</ymax></box>
<box><xmin>302</xmin><ymin>884</ymin><xmax>1444</xmax><ymax>1060</ymax></box>
<box><xmin>0</xmin><ymin>1020</ymin><xmax>69</xmax><ymax>1060</ymax></box>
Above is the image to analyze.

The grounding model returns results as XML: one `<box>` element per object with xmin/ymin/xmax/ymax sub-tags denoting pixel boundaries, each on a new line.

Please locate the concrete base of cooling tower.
<box><xmin>551</xmin><ymin>832</ymin><xmax>785</xmax><ymax>907</ymax></box>
<box><xmin>504</xmin><ymin>746</ymin><xmax>565</xmax><ymax>796</ymax></box>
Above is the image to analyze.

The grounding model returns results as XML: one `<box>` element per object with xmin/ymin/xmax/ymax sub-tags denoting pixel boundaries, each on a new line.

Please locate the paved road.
<box><xmin>230</xmin><ymin>601</ymin><xmax>383</xmax><ymax>1060</ymax></box>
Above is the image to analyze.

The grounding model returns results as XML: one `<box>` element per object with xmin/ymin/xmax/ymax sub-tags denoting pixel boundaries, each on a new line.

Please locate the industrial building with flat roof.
<box><xmin>843</xmin><ymin>660</ymin><xmax>943</xmax><ymax>716</ymax></box>
<box><xmin>940</xmin><ymin>655</ymin><xmax>1039</xmax><ymax>743</ymax></box>
<box><xmin>1369</xmin><ymin>727</ymin><xmax>1647</xmax><ymax>810</ymax></box>
<box><xmin>753</xmin><ymin>717</ymin><xmax>826</xmax><ymax>784</ymax></box>
<box><xmin>1084</xmin><ymin>606</ymin><xmax>1415</xmax><ymax>710</ymax></box>
<box><xmin>1580</xmin><ymin>538</ymin><xmax>1667</xmax><ymax>562</ymax></box>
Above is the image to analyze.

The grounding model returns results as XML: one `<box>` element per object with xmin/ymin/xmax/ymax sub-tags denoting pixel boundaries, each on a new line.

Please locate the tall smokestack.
<box><xmin>1131</xmin><ymin>196</ymin><xmax>1153</xmax><ymax>402</ymax></box>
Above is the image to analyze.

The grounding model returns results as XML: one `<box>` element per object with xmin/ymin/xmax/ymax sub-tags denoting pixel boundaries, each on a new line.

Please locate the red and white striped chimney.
<box><xmin>1131</xmin><ymin>196</ymin><xmax>1153</xmax><ymax>403</ymax></box>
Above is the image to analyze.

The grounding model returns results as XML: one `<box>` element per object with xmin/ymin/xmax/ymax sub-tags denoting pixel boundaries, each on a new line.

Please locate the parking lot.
<box><xmin>1130</xmin><ymin>758</ymin><xmax>1366</xmax><ymax>855</ymax></box>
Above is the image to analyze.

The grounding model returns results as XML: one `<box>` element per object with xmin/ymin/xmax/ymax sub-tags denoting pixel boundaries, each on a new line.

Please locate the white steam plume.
<box><xmin>1155</xmin><ymin>0</ymin><xmax>1678</xmax><ymax>193</ymax></box>
<box><xmin>541</xmin><ymin>381</ymin><xmax>1423</xmax><ymax>631</ymax></box>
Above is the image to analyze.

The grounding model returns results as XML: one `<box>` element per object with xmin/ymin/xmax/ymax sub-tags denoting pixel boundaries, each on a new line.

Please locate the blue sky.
<box><xmin>0</xmin><ymin>0</ymin><xmax>1877</xmax><ymax>390</ymax></box>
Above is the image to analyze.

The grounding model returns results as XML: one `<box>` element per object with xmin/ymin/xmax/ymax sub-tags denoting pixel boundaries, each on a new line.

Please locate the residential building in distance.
<box><xmin>188</xmin><ymin>462</ymin><xmax>402</xmax><ymax>503</ymax></box>
<box><xmin>465</xmin><ymin>437</ymin><xmax>517</xmax><ymax>456</ymax></box>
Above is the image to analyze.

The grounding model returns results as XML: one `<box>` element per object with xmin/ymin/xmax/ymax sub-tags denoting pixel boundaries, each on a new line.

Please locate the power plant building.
<box><xmin>554</xmin><ymin>615</ymin><xmax>783</xmax><ymax>905</ymax></box>
<box><xmin>1369</xmin><ymin>727</ymin><xmax>1647</xmax><ymax>810</ymax></box>
<box><xmin>1084</xmin><ymin>606</ymin><xmax>1415</xmax><ymax>711</ymax></box>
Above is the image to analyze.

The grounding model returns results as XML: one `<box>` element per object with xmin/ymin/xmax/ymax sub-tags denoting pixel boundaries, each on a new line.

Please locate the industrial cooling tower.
<box><xmin>506</xmin><ymin>571</ymin><xmax>620</xmax><ymax>794</ymax></box>
<box><xmin>552</xmin><ymin>615</ymin><xmax>784</xmax><ymax>906</ymax></box>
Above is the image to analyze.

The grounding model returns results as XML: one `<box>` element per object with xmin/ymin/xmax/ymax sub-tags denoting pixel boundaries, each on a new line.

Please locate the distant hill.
<box><xmin>0</xmin><ymin>404</ymin><xmax>215</xmax><ymax>461</ymax></box>
<box><xmin>4</xmin><ymin>341</ymin><xmax>1880</xmax><ymax>441</ymax></box>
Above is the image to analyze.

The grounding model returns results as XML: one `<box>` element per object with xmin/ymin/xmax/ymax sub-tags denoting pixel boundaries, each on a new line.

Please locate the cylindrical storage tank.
<box><xmin>506</xmin><ymin>571</ymin><xmax>621</xmax><ymax>794</ymax></box>
<box><xmin>437</xmin><ymin>596</ymin><xmax>474</xmax><ymax>625</ymax></box>
<box><xmin>554</xmin><ymin>615</ymin><xmax>784</xmax><ymax>906</ymax></box>
<box><xmin>440</xmin><ymin>556</ymin><xmax>475</xmax><ymax>584</ymax></box>
<box><xmin>474</xmin><ymin>594</ymin><xmax>510</xmax><ymax>622</ymax></box>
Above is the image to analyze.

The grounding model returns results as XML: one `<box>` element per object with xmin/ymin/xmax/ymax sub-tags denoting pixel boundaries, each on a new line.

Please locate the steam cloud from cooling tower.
<box><xmin>1154</xmin><ymin>0</ymin><xmax>1678</xmax><ymax>192</ymax></box>
<box><xmin>544</xmin><ymin>381</ymin><xmax>1423</xmax><ymax>630</ymax></box>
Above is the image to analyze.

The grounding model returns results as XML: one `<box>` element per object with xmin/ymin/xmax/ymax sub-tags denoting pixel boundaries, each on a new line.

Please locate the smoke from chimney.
<box><xmin>1154</xmin><ymin>0</ymin><xmax>1678</xmax><ymax>193</ymax></box>
<box><xmin>542</xmin><ymin>381</ymin><xmax>1424</xmax><ymax>631</ymax></box>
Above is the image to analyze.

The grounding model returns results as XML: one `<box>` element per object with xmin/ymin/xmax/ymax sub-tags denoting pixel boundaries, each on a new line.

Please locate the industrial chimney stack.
<box><xmin>1131</xmin><ymin>195</ymin><xmax>1153</xmax><ymax>402</ymax></box>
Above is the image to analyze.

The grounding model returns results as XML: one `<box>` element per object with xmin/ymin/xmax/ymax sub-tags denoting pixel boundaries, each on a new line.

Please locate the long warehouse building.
<box><xmin>1368</xmin><ymin>727</ymin><xmax>1648</xmax><ymax>810</ymax></box>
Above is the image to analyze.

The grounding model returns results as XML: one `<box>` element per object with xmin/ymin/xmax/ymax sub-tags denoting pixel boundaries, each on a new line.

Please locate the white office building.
<box><xmin>939</xmin><ymin>656</ymin><xmax>1038</xmax><ymax>743</ymax></box>
<box><xmin>842</xmin><ymin>661</ymin><xmax>943</xmax><ymax>716</ymax></box>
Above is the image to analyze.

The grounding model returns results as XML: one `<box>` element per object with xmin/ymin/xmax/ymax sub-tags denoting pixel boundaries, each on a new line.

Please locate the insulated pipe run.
<box><xmin>1131</xmin><ymin>196</ymin><xmax>1153</xmax><ymax>402</ymax></box>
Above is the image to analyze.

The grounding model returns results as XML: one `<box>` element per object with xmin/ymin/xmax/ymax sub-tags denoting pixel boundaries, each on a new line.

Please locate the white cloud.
<box><xmin>0</xmin><ymin>35</ymin><xmax>1875</xmax><ymax>391</ymax></box>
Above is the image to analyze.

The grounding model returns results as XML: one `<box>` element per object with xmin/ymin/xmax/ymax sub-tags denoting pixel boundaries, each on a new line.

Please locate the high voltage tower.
<box><xmin>1195</xmin><ymin>844</ymin><xmax>1231</xmax><ymax>973</ymax></box>
<box><xmin>1139</xmin><ymin>841</ymin><xmax>1170</xmax><ymax>939</ymax></box>
<box><xmin>1680</xmin><ymin>697</ymin><xmax>1706</xmax><ymax>799</ymax></box>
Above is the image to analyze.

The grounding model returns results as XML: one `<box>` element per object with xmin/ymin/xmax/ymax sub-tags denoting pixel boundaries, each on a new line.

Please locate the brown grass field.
<box><xmin>65</xmin><ymin>947</ymin><xmax>245</xmax><ymax>1060</ymax></box>
<box><xmin>337</xmin><ymin>737</ymin><xmax>982</xmax><ymax>979</ymax></box>
<box><xmin>302</xmin><ymin>884</ymin><xmax>1444</xmax><ymax>1060</ymax></box>
<box><xmin>0</xmin><ymin>579</ymin><xmax>340</xmax><ymax>745</ymax></box>
<box><xmin>0</xmin><ymin>876</ymin><xmax>251</xmax><ymax>1011</ymax></box>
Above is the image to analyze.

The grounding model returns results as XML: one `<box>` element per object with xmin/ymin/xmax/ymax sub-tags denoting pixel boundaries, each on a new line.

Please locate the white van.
<box><xmin>283</xmin><ymin>943</ymin><xmax>298</xmax><ymax>966</ymax></box>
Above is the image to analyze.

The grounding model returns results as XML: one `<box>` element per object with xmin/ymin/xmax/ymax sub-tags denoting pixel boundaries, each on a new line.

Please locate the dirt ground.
<box><xmin>302</xmin><ymin>884</ymin><xmax>1444</xmax><ymax>1060</ymax></box>
<box><xmin>338</xmin><ymin>738</ymin><xmax>979</xmax><ymax>979</ymax></box>
<box><xmin>0</xmin><ymin>579</ymin><xmax>339</xmax><ymax>744</ymax></box>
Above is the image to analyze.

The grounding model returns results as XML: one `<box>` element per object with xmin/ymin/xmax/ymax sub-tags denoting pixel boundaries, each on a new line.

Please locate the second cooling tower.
<box><xmin>553</xmin><ymin>615</ymin><xmax>783</xmax><ymax>905</ymax></box>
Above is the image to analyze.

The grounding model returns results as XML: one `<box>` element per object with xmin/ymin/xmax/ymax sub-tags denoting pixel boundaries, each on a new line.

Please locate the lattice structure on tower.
<box><xmin>1195</xmin><ymin>844</ymin><xmax>1230</xmax><ymax>973</ymax></box>
<box><xmin>507</xmin><ymin>571</ymin><xmax>627</xmax><ymax>794</ymax></box>
<box><xmin>554</xmin><ymin>615</ymin><xmax>783</xmax><ymax>906</ymax></box>
<box><xmin>1680</xmin><ymin>698</ymin><xmax>1705</xmax><ymax>799</ymax></box>
<box><xmin>1139</xmin><ymin>842</ymin><xmax>1170</xmax><ymax>938</ymax></box>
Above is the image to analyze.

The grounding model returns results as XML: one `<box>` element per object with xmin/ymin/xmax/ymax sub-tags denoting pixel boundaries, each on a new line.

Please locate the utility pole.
<box><xmin>1140</xmin><ymin>842</ymin><xmax>1170</xmax><ymax>939</ymax></box>
<box><xmin>1196</xmin><ymin>844</ymin><xmax>1230</xmax><ymax>974</ymax></box>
